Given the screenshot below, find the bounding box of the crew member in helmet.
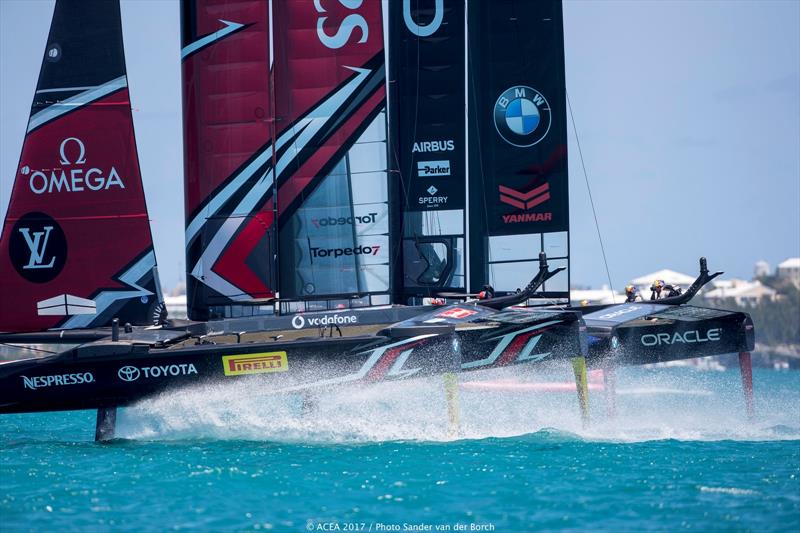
[624,284,640,303]
[650,279,665,300]
[477,285,495,300]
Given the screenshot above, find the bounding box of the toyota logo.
[118,366,140,382]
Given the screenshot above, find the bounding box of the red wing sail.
[273,0,392,303]
[181,0,392,317]
[181,0,276,321]
[0,0,163,333]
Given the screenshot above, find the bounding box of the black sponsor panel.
[34,0,126,115]
[8,212,67,284]
[391,0,465,212]
[468,0,568,236]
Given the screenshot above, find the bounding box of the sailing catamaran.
[0,0,755,440]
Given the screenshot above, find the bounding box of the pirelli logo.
[222,352,288,376]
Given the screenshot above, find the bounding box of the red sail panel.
[181,0,275,320]
[272,0,390,300]
[0,0,162,333]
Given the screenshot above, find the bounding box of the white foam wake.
[116,365,800,444]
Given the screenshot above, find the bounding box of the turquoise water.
[1,367,798,532]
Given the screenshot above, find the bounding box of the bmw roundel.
[493,86,551,147]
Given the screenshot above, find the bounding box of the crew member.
[624,284,640,303]
[650,279,664,300]
[477,285,495,300]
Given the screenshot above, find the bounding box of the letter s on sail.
[403,0,443,37]
[315,0,368,49]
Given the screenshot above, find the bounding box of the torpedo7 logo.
[310,245,380,259]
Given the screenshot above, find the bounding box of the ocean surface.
[1,366,798,532]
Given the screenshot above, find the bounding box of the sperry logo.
[222,352,288,376]
[23,137,125,195]
[18,226,55,270]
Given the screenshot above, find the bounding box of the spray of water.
[117,363,800,444]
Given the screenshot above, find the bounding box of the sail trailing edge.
[0,0,164,333]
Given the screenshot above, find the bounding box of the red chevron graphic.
[499,182,550,210]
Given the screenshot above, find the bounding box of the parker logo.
[222,352,288,376]
[311,212,377,229]
[417,160,450,177]
[493,86,551,147]
[310,245,380,259]
[8,212,67,283]
[640,329,722,346]
[23,137,125,195]
[436,308,478,320]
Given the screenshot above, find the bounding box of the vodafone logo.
[291,313,357,329]
[24,137,125,195]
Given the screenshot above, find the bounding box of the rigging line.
[0,343,58,355]
[566,90,615,303]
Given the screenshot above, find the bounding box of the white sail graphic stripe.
[60,250,157,329]
[27,75,128,133]
[461,320,561,369]
[190,67,373,299]
[181,19,244,59]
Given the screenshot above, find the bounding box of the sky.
[1,0,798,292]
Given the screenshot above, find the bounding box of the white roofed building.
[570,286,624,306]
[703,279,777,306]
[777,258,800,287]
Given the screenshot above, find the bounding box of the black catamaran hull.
[0,304,587,415]
[582,303,755,367]
[0,334,457,415]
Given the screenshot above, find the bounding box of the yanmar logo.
[222,352,288,376]
[310,245,380,259]
[640,329,722,346]
[23,137,125,195]
[499,183,553,224]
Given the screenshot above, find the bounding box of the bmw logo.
[118,366,140,382]
[493,85,551,147]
